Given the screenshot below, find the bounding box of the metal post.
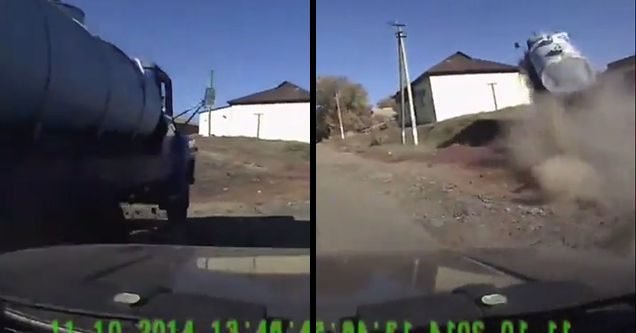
[207,106,212,137]
[391,22,419,145]
[254,113,263,139]
[335,92,346,140]
[487,82,499,110]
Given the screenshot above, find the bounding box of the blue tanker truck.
[0,0,195,246]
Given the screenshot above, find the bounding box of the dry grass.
[325,105,527,161]
[194,136,310,162]
[190,136,311,203]
[411,106,525,148]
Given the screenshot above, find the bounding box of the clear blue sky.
[68,0,310,118]
[317,0,636,104]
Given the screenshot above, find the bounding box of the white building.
[395,52,531,124]
[198,81,311,143]
[604,54,635,87]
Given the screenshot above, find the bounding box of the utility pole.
[204,70,216,137]
[334,92,345,140]
[398,43,406,145]
[487,82,499,111]
[390,22,419,146]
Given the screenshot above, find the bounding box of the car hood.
[0,245,633,325]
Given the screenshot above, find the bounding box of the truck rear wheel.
[72,201,129,244]
[166,188,189,225]
[167,202,188,224]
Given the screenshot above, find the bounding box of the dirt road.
[316,144,441,253]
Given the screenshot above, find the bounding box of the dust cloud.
[506,74,635,256]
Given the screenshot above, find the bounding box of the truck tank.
[0,0,193,247]
[49,0,85,24]
[524,31,596,95]
[0,0,163,138]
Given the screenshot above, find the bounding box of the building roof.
[227,81,311,105]
[413,51,519,83]
[606,54,635,71]
[393,52,520,99]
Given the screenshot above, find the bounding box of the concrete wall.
[429,72,531,122]
[198,102,310,143]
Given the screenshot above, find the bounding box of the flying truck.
[515,31,598,107]
[510,31,636,209]
[0,0,195,243]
